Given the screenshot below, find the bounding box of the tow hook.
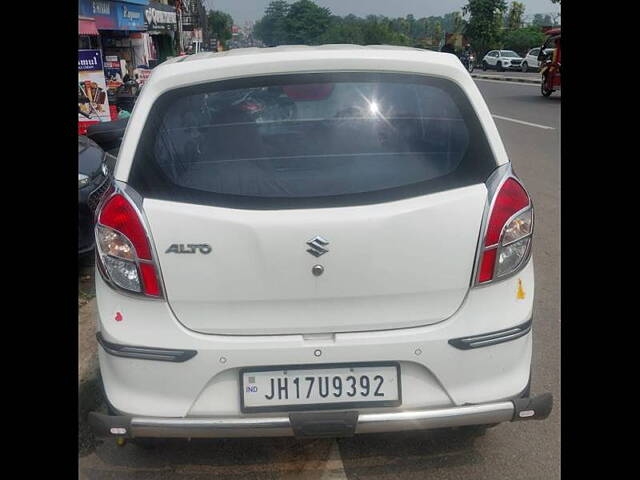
[511,393,553,421]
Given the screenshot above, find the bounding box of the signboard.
[78,49,103,71]
[145,1,177,31]
[104,58,123,84]
[115,2,146,30]
[134,68,153,86]
[78,49,111,133]
[78,0,146,31]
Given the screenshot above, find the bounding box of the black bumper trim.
[96,332,197,362]
[448,318,532,350]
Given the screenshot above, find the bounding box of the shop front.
[78,1,151,81]
[145,1,177,65]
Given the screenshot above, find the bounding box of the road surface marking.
[474,78,539,86]
[492,114,555,130]
[321,440,348,480]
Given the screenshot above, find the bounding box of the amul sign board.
[78,49,103,71]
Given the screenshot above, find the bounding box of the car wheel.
[482,61,488,71]
[521,62,528,73]
[497,61,504,72]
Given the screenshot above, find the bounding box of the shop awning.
[79,18,99,36]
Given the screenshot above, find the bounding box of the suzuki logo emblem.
[306,236,329,257]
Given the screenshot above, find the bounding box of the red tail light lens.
[99,194,152,260]
[477,177,532,285]
[484,179,529,247]
[478,248,497,283]
[96,193,162,298]
[139,263,161,297]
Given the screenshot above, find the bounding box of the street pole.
[176,0,184,54]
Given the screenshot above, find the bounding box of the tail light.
[476,177,533,285]
[95,192,162,297]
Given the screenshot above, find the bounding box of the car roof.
[155,44,464,78]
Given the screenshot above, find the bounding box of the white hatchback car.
[89,45,552,443]
[521,47,555,72]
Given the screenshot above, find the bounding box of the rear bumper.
[89,393,552,438]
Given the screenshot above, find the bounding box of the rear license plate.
[240,362,401,413]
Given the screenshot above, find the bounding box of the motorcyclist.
[440,42,455,55]
[460,44,474,71]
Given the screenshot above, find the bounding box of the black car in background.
[78,135,115,256]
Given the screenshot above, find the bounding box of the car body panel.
[144,184,486,335]
[79,136,109,254]
[523,48,554,70]
[97,258,533,417]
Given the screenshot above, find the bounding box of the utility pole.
[176,0,184,54]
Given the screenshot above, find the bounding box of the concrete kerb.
[471,73,541,85]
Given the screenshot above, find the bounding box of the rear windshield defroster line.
[128,72,497,210]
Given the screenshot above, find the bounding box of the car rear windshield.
[129,72,497,209]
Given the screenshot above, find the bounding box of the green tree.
[505,2,525,30]
[253,0,290,46]
[318,17,365,44]
[532,13,553,27]
[207,10,234,49]
[285,0,332,45]
[501,26,546,56]
[462,0,508,56]
[432,22,442,45]
[442,12,465,34]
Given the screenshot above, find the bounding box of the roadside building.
[144,1,177,65]
[78,0,151,79]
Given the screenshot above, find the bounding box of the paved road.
[79,79,560,480]
[474,70,541,79]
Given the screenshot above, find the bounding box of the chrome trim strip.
[96,332,197,362]
[131,416,293,438]
[124,401,515,438]
[448,318,532,350]
[470,163,512,286]
[356,401,515,433]
[459,327,522,343]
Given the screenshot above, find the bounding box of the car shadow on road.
[337,429,485,477]
[81,428,485,479]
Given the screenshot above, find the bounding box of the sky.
[203,0,561,26]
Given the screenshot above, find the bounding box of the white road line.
[321,439,348,480]
[492,114,555,130]
[474,78,540,86]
